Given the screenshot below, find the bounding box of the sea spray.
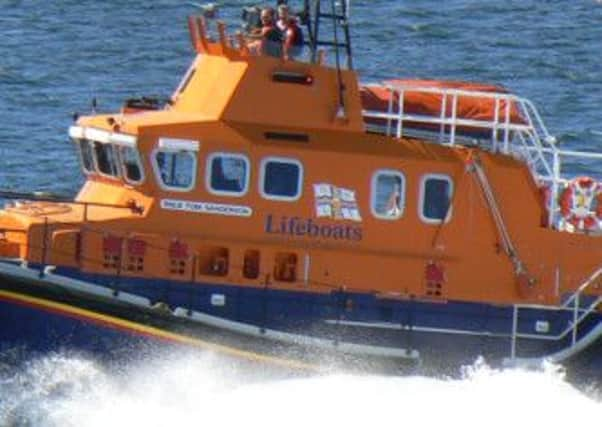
[0,352,599,427]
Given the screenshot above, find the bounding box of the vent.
[272,71,314,85]
[264,132,309,143]
[425,261,446,298]
[169,240,189,275]
[102,235,122,270]
[126,239,146,273]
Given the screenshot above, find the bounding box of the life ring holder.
[558,176,602,232]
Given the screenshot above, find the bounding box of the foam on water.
[0,352,599,427]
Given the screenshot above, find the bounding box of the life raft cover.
[361,79,528,138]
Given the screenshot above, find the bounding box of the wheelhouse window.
[93,142,120,177]
[207,153,250,196]
[119,146,144,184]
[420,174,453,223]
[174,66,196,98]
[78,139,96,173]
[372,170,405,219]
[260,157,303,201]
[153,150,197,191]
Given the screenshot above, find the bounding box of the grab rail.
[0,191,144,217]
[509,267,602,359]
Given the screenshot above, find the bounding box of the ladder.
[306,0,353,69]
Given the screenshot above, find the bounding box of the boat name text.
[265,215,363,241]
[160,199,252,217]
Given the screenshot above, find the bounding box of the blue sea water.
[1,0,602,194]
[1,1,601,424]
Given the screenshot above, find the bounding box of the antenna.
[330,0,345,119]
[188,2,219,19]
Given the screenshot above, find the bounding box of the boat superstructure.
[0,1,601,374]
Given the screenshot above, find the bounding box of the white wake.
[0,352,599,427]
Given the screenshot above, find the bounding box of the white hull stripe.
[172,307,420,360]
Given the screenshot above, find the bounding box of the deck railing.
[509,267,602,360]
[362,83,602,231]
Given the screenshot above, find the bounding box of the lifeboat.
[0,1,601,377]
[361,79,528,139]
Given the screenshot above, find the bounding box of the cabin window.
[174,64,197,98]
[153,150,197,191]
[78,140,96,174]
[260,157,303,201]
[93,142,120,178]
[371,170,406,219]
[119,146,144,184]
[420,174,453,223]
[207,153,250,197]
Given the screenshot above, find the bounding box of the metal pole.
[572,293,579,346]
[396,90,405,138]
[550,151,560,229]
[511,305,518,359]
[39,216,49,278]
[450,93,458,146]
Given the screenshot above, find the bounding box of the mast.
[306,0,353,70]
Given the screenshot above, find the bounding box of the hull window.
[260,157,303,201]
[371,170,406,219]
[243,249,261,280]
[207,153,250,197]
[274,252,297,282]
[119,146,145,185]
[198,246,229,277]
[153,150,197,191]
[419,174,454,224]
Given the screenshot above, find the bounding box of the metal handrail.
[510,267,602,359]
[0,190,144,215]
[361,83,602,232]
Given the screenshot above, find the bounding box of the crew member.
[276,4,290,32]
[282,15,304,60]
[254,7,282,58]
